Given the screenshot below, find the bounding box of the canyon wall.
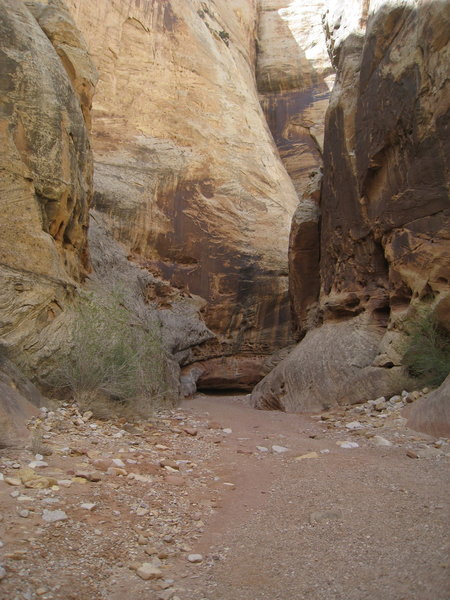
[252,0,450,411]
[63,0,300,381]
[0,0,96,373]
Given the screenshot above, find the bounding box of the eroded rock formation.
[0,355,40,447]
[256,0,333,197]
[253,0,450,412]
[0,0,97,373]
[63,0,300,374]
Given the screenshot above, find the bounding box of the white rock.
[320,449,330,454]
[222,428,232,434]
[112,458,126,468]
[18,509,30,518]
[0,566,6,580]
[272,445,289,453]
[373,435,393,447]
[34,454,44,461]
[187,554,203,563]
[42,509,68,523]
[345,421,364,430]
[256,446,269,452]
[80,503,96,511]
[28,461,48,469]
[336,441,359,449]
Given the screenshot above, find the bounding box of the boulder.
[405,376,450,438]
[251,315,410,412]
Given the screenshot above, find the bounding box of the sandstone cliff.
[0,0,97,373]
[252,0,450,411]
[63,0,300,377]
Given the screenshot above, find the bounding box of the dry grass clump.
[402,305,450,387]
[49,289,169,419]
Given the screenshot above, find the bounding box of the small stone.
[137,535,147,545]
[145,546,158,556]
[336,441,359,449]
[187,554,203,563]
[42,509,68,522]
[18,509,30,518]
[272,445,289,453]
[112,458,126,468]
[136,563,163,580]
[136,508,149,516]
[294,452,319,461]
[80,503,96,511]
[183,427,198,436]
[10,490,20,498]
[0,566,6,580]
[75,470,102,482]
[36,588,47,596]
[4,477,21,486]
[256,446,269,452]
[373,436,393,447]
[406,450,419,459]
[28,461,48,469]
[222,428,232,434]
[345,421,364,430]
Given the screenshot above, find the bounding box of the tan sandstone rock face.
[256,0,333,198]
[0,0,97,373]
[253,0,450,412]
[63,0,300,366]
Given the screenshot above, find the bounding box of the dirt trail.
[180,395,450,600]
[0,393,448,600]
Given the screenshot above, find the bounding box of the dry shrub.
[50,289,169,418]
[402,305,450,387]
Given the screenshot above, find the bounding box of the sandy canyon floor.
[0,393,448,600]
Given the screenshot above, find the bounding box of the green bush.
[52,289,168,416]
[402,306,450,387]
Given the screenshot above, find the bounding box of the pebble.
[0,566,6,580]
[136,563,163,580]
[272,445,289,453]
[42,509,68,523]
[256,446,269,452]
[222,428,232,434]
[336,441,359,449]
[406,450,419,459]
[80,503,96,511]
[187,554,203,563]
[28,461,49,469]
[294,452,319,461]
[18,509,30,518]
[183,427,198,436]
[345,421,364,430]
[373,435,393,447]
[4,477,21,486]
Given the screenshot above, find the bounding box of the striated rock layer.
[64,0,300,370]
[0,0,97,373]
[253,0,450,412]
[256,0,334,199]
